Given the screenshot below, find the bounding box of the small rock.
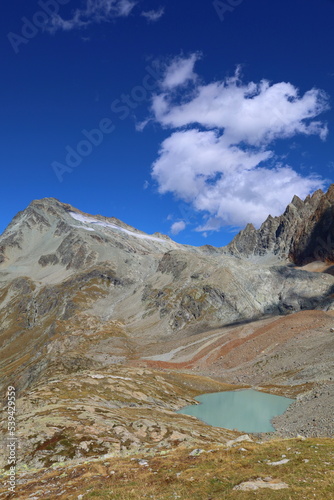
[138,459,149,466]
[269,458,290,466]
[233,478,289,491]
[226,434,253,448]
[79,441,90,451]
[189,448,204,456]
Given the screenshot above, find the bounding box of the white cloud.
[160,53,200,90]
[141,7,165,22]
[195,165,324,229]
[135,118,150,132]
[153,129,324,228]
[170,220,186,234]
[117,0,136,16]
[45,0,137,33]
[153,129,272,202]
[149,56,330,230]
[153,66,329,144]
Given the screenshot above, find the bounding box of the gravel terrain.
[273,383,334,438]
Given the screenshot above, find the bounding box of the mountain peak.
[291,194,304,209]
[227,185,334,264]
[0,198,178,282]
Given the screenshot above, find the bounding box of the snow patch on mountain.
[69,212,166,243]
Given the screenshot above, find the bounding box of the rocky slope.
[1,192,334,482]
[0,367,239,471]
[1,197,334,394]
[227,185,334,265]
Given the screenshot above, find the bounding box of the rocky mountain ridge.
[1,196,334,393]
[227,185,334,264]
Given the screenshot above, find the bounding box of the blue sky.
[1,0,333,247]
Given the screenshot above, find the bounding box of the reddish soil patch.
[137,310,334,374]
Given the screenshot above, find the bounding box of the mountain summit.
[0,197,177,281]
[227,185,334,264]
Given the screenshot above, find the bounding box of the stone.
[226,435,253,447]
[189,448,205,456]
[269,458,290,466]
[138,459,149,466]
[233,478,289,491]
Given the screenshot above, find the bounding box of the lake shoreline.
[177,388,294,434]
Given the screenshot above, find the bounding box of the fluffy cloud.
[153,129,272,202]
[170,220,186,234]
[150,55,329,230]
[45,0,136,33]
[141,7,165,22]
[160,53,200,90]
[153,65,329,144]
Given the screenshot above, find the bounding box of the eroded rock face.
[227,186,334,265]
[157,251,188,278]
[38,253,59,267]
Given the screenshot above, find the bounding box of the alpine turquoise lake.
[177,389,294,433]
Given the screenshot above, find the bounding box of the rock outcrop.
[226,185,334,265]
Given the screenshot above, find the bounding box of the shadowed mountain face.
[227,185,334,265]
[1,195,334,471]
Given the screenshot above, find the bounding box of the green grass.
[3,437,333,499]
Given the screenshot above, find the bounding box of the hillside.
[0,191,334,498]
